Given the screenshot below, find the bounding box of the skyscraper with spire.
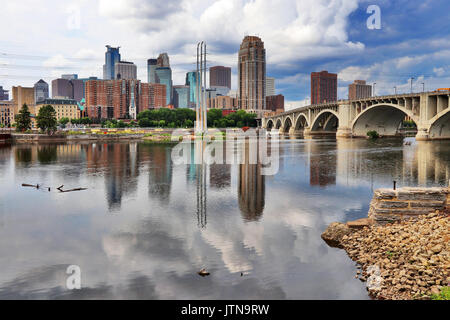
[238,36,266,114]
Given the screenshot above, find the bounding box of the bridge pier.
[415,128,430,141]
[336,127,352,138]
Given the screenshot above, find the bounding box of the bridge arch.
[266,119,274,130]
[294,113,309,131]
[311,110,340,132]
[275,119,282,130]
[428,108,450,139]
[281,116,294,133]
[351,103,418,137]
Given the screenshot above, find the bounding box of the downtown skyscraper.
[238,36,266,113]
[103,45,121,80]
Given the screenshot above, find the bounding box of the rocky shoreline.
[322,212,449,300]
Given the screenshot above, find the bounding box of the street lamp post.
[394,86,397,95]
[373,83,376,97]
[421,82,425,92]
[410,77,414,93]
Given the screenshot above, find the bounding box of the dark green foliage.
[36,105,57,135]
[136,108,257,128]
[367,130,380,139]
[15,103,32,132]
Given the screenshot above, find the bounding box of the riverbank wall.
[369,187,450,224]
[321,187,450,300]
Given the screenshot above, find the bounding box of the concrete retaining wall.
[368,187,450,223]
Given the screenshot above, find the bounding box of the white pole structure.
[202,42,207,133]
[200,41,204,133]
[196,43,200,133]
[195,41,208,135]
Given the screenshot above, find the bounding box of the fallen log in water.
[22,183,39,189]
[22,183,86,193]
[57,187,88,193]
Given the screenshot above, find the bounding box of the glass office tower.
[147,59,158,83]
[155,67,172,105]
[185,71,198,108]
[103,46,121,80]
[173,85,189,108]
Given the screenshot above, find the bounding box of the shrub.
[367,130,380,139]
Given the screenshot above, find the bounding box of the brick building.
[208,95,238,109]
[266,94,284,113]
[311,71,337,104]
[348,80,372,100]
[210,66,231,89]
[238,36,266,113]
[85,80,166,120]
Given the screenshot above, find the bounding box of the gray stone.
[379,201,409,209]
[321,222,354,248]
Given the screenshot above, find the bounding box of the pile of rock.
[322,212,449,299]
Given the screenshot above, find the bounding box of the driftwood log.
[57,185,87,193]
[21,183,86,193]
[22,183,39,188]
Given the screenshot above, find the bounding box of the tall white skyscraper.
[266,77,275,96]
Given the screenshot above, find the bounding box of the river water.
[0,137,449,299]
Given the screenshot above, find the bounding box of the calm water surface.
[0,137,449,299]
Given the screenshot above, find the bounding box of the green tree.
[36,105,57,134]
[207,109,223,127]
[59,117,70,128]
[15,103,32,132]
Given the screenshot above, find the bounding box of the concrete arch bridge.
[262,91,450,140]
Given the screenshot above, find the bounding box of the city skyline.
[0,1,449,111]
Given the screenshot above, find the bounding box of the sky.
[0,0,449,110]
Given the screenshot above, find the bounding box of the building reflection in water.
[84,142,140,210]
[333,139,450,188]
[309,140,336,187]
[147,144,173,204]
[238,139,265,222]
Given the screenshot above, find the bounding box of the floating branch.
[57,186,87,193]
[22,183,40,189]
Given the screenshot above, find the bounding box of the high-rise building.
[155,67,172,106]
[311,71,337,104]
[185,71,198,108]
[51,78,84,101]
[103,45,121,80]
[173,85,189,108]
[348,80,372,100]
[210,66,231,89]
[85,79,166,119]
[12,86,35,114]
[0,86,9,100]
[238,36,266,113]
[147,59,158,83]
[114,61,137,80]
[266,77,275,96]
[266,94,284,112]
[156,53,170,67]
[34,79,49,103]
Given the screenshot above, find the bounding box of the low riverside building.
[35,98,80,121]
[0,100,14,127]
